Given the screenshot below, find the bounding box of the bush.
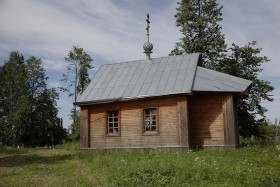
[240,122,279,147]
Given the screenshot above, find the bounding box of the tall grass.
[76,147,280,186]
[62,141,80,151]
[0,143,279,186]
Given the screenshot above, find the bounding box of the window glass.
[144,108,157,133]
[107,111,119,135]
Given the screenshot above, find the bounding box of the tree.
[170,0,226,66]
[34,88,67,146]
[68,109,81,141]
[215,42,274,138]
[0,51,66,146]
[23,56,49,145]
[171,1,274,139]
[0,52,28,145]
[60,46,93,140]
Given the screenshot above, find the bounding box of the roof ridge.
[100,53,196,66]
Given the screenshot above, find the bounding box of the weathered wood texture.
[222,94,237,146]
[177,96,190,148]
[89,97,180,149]
[189,94,225,146]
[82,93,238,149]
[80,107,89,148]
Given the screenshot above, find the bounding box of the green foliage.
[60,46,93,140]
[68,109,81,141]
[0,146,30,155]
[0,51,67,146]
[171,1,274,139]
[170,0,226,66]
[215,42,274,138]
[60,46,93,100]
[239,120,278,147]
[240,136,276,148]
[62,141,80,151]
[261,122,279,144]
[0,52,27,145]
[1,147,280,186]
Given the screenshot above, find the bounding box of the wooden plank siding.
[88,97,180,149]
[81,93,238,149]
[80,107,89,148]
[177,96,190,149]
[222,94,238,146]
[189,94,225,146]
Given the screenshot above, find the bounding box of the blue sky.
[0,0,279,128]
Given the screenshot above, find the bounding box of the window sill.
[142,131,159,136]
[106,133,121,137]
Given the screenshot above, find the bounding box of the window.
[144,108,158,134]
[107,111,119,135]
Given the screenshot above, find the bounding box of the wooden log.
[189,94,224,146]
[80,106,89,148]
[222,94,237,146]
[88,97,180,149]
[177,96,190,147]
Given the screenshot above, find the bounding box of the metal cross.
[146,13,150,42]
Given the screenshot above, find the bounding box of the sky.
[0,0,279,128]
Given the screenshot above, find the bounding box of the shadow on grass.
[0,154,74,167]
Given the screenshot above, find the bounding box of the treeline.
[0,52,67,147]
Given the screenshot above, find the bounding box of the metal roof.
[76,53,251,105]
[193,67,252,93]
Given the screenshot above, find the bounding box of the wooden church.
[75,15,252,150]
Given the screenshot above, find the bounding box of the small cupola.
[143,13,153,61]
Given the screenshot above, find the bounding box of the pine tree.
[170,0,226,67]
[0,51,66,146]
[0,52,28,145]
[171,1,274,138]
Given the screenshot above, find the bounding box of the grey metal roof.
[76,53,252,105]
[77,53,200,104]
[192,67,252,93]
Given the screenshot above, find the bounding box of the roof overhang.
[75,93,192,106]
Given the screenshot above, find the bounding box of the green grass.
[1,143,280,187]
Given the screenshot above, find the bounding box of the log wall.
[80,107,89,148]
[80,93,238,149]
[189,94,225,146]
[88,97,180,149]
[177,96,190,149]
[222,94,238,146]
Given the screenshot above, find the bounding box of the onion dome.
[143,42,153,53]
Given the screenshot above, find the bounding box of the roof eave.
[75,93,192,106]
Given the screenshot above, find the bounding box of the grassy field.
[0,142,280,187]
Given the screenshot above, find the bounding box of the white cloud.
[0,0,180,65]
[218,0,280,122]
[220,0,280,78]
[42,59,66,72]
[1,0,280,126]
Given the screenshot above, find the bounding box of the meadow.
[0,142,280,187]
